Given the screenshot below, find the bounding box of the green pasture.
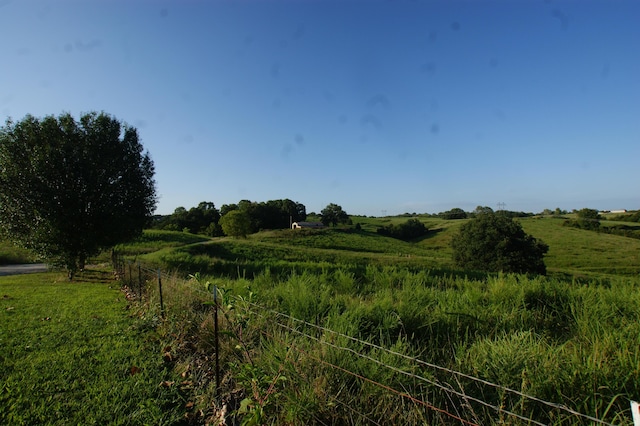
[0,270,185,425]
[121,214,640,281]
[519,217,640,277]
[2,210,639,424]
[141,260,640,424]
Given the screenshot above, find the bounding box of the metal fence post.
[137,262,142,299]
[158,269,164,318]
[214,285,220,397]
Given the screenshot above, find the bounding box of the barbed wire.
[273,328,481,426]
[249,302,617,426]
[256,309,538,426]
[112,259,621,426]
[260,328,382,426]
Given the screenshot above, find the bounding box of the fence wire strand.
[249,301,617,426]
[113,257,621,426]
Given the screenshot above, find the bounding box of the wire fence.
[112,254,634,426]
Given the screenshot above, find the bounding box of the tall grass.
[138,265,639,425]
[110,225,640,423]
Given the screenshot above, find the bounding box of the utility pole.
[497,202,506,211]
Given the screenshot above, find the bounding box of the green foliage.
[451,212,549,275]
[376,218,428,241]
[440,207,467,219]
[610,210,640,223]
[219,199,306,233]
[220,210,252,238]
[564,208,601,231]
[320,203,349,227]
[108,223,640,424]
[0,112,156,278]
[0,239,38,265]
[143,267,640,425]
[153,201,222,235]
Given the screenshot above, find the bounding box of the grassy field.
[519,217,640,277]
[2,212,639,424]
[106,216,639,425]
[127,215,640,281]
[0,270,186,425]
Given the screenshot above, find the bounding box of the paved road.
[0,263,49,276]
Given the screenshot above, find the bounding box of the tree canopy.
[153,201,222,236]
[440,208,468,220]
[220,199,306,233]
[320,203,349,227]
[377,218,428,241]
[0,112,156,278]
[219,210,251,238]
[451,212,549,275]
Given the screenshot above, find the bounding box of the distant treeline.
[436,206,534,220]
[152,199,306,236]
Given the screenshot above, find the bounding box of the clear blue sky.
[2,0,638,216]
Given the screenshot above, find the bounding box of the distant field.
[121,215,640,281]
[116,224,639,425]
[519,217,640,277]
[3,213,639,425]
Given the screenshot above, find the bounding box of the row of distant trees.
[151,201,356,237]
[438,206,544,220]
[391,206,577,220]
[152,199,308,236]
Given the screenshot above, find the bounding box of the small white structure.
[291,221,325,229]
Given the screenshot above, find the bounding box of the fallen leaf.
[130,366,141,375]
[159,380,175,388]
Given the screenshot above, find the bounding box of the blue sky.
[2,0,638,216]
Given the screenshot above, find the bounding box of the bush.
[376,218,428,241]
[451,212,549,275]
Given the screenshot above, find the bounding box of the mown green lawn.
[0,270,185,425]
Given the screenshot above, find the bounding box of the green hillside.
[4,213,638,425]
[124,214,640,281]
[110,217,639,425]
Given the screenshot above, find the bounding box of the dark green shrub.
[451,212,549,275]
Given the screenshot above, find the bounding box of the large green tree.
[219,210,251,238]
[154,201,221,235]
[0,112,156,278]
[320,203,349,227]
[451,212,549,275]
